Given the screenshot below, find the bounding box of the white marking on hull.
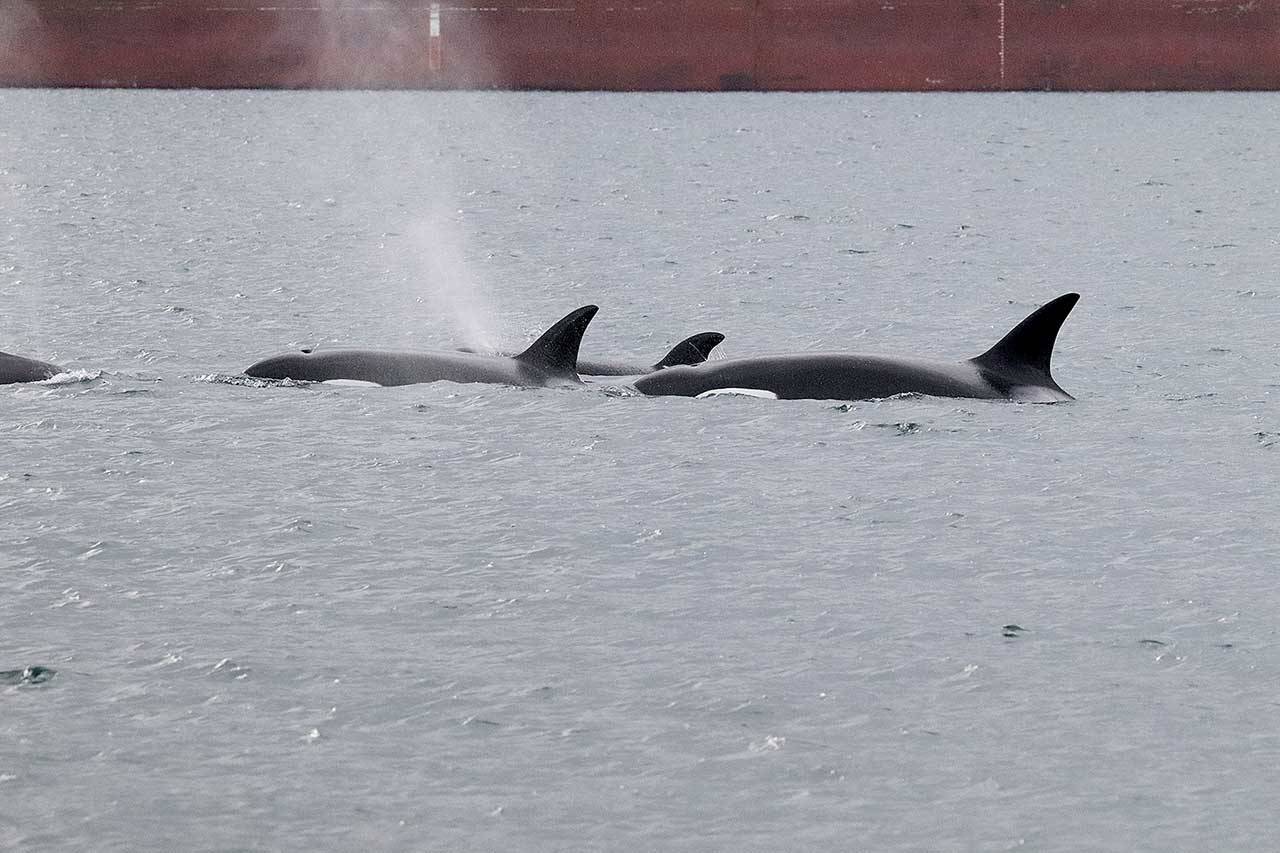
[429,2,442,71]
[999,0,1006,86]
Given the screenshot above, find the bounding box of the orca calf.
[1,349,63,384]
[460,331,724,376]
[244,305,598,388]
[634,293,1080,403]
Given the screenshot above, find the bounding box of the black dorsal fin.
[654,331,725,369]
[514,305,599,376]
[970,293,1079,377]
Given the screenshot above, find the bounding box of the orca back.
[0,350,62,384]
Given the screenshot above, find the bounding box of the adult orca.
[459,331,724,376]
[633,293,1080,403]
[244,305,599,388]
[1,349,63,384]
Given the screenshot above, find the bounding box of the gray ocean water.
[2,89,1278,851]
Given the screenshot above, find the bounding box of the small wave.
[0,666,56,686]
[598,384,642,399]
[194,373,310,388]
[208,659,251,681]
[630,528,662,546]
[40,369,100,385]
[828,393,925,412]
[848,420,925,436]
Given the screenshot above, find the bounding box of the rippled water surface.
[2,90,1279,851]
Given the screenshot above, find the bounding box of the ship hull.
[2,2,1278,91]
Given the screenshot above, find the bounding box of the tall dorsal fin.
[970,293,1079,377]
[654,331,725,369]
[514,305,599,376]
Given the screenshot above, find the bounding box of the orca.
[1,349,63,385]
[578,331,725,376]
[460,331,724,376]
[244,305,598,388]
[633,293,1080,403]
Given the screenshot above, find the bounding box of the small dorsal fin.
[513,305,599,376]
[654,331,725,369]
[970,293,1079,376]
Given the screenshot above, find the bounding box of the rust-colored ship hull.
[2,2,1278,91]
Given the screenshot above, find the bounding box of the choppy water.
[2,89,1279,852]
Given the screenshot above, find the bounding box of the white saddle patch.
[321,379,383,388]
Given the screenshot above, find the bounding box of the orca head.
[244,351,312,380]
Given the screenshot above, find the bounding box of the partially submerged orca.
[1,349,63,384]
[578,331,725,376]
[460,331,724,376]
[634,293,1080,403]
[244,305,599,388]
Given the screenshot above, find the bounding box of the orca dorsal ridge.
[654,332,725,369]
[970,292,1079,377]
[513,305,599,377]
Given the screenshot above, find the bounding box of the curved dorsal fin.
[654,331,725,369]
[514,305,599,376]
[970,293,1079,376]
